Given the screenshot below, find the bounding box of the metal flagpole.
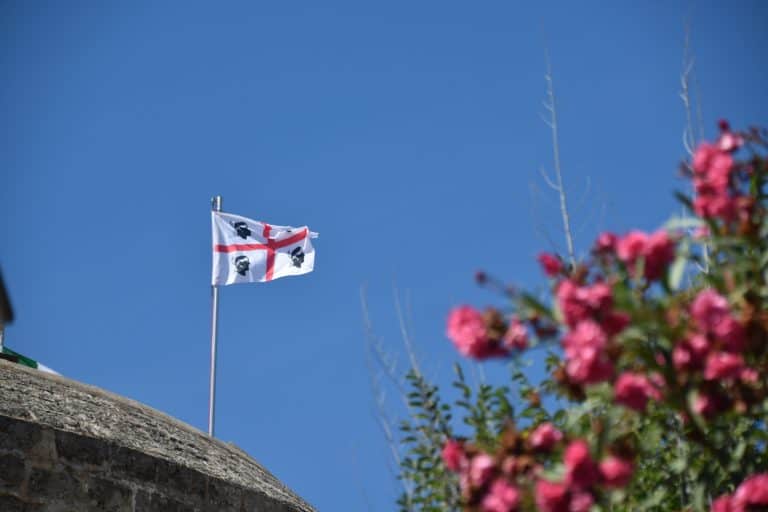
[208,195,223,437]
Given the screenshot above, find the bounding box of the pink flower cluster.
[446,306,528,360]
[538,252,564,277]
[711,473,768,511]
[673,288,754,417]
[615,229,676,281]
[613,371,663,412]
[529,422,563,451]
[556,279,628,385]
[535,439,633,512]
[443,430,635,511]
[442,439,522,512]
[692,123,746,222]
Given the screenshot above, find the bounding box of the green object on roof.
[2,347,58,374]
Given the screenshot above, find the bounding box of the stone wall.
[0,361,316,512]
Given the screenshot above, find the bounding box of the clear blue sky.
[1,2,765,510]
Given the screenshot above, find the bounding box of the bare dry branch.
[539,166,559,191]
[393,284,421,376]
[680,18,710,273]
[360,285,415,506]
[528,181,562,253]
[543,48,576,266]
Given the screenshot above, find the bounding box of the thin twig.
[529,181,563,254]
[680,28,696,158]
[360,285,415,505]
[543,49,576,266]
[680,19,710,273]
[394,284,421,376]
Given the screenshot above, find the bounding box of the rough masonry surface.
[0,360,316,512]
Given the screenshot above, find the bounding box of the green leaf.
[674,191,694,212]
[667,238,689,291]
[664,215,703,231]
[518,292,553,320]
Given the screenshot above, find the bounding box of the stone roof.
[0,360,315,512]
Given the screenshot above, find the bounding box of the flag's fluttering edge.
[211,212,318,286]
[1,346,59,375]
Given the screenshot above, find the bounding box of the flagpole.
[208,195,222,437]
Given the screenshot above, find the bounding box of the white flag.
[211,211,317,286]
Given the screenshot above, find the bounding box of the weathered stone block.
[0,416,43,453]
[82,477,131,512]
[55,430,107,468]
[0,452,26,488]
[240,489,299,512]
[110,446,157,483]
[155,459,207,503]
[27,467,83,503]
[135,490,197,512]
[201,477,243,511]
[0,493,44,512]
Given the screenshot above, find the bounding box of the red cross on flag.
[211,211,317,285]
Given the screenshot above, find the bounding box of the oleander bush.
[396,122,768,512]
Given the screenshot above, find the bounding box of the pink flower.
[710,495,733,512]
[569,491,594,512]
[441,439,465,472]
[691,141,739,222]
[694,192,737,221]
[603,311,630,337]
[529,423,563,451]
[566,355,614,385]
[693,142,734,180]
[691,289,731,333]
[643,230,676,281]
[594,232,618,253]
[599,456,634,488]
[614,372,663,411]
[672,344,693,371]
[616,230,648,262]
[718,131,744,152]
[693,391,727,418]
[557,280,591,327]
[447,306,506,360]
[503,318,528,350]
[616,230,675,281]
[469,454,496,487]
[563,320,614,384]
[740,367,759,383]
[693,143,719,175]
[714,317,746,352]
[732,473,768,510]
[538,252,563,277]
[556,280,614,327]
[582,282,613,311]
[481,479,520,512]
[534,480,569,512]
[556,279,613,327]
[708,152,735,185]
[704,352,745,380]
[564,440,599,488]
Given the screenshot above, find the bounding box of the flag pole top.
[212,196,222,212]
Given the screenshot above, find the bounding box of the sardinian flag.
[211,211,317,286]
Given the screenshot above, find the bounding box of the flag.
[211,211,318,285]
[2,346,59,374]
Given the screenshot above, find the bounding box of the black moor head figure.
[290,246,305,268]
[232,221,252,240]
[234,255,250,276]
